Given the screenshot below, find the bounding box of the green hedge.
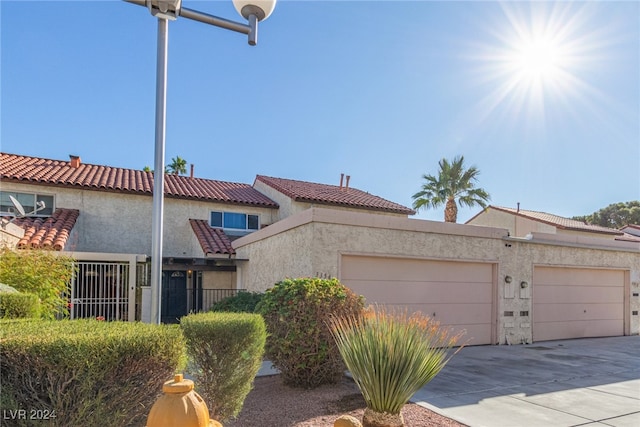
[0,319,186,427]
[0,293,40,319]
[209,291,264,313]
[181,311,266,422]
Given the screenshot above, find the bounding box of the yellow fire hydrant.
[147,373,222,427]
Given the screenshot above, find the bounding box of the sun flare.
[466,1,608,125]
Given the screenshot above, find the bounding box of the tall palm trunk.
[444,197,458,223]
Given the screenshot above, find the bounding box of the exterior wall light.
[504,275,513,283]
[520,281,529,289]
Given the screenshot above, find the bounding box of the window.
[210,211,259,231]
[0,191,54,216]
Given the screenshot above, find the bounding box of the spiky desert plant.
[329,306,463,427]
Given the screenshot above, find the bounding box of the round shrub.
[181,311,267,422]
[210,291,264,313]
[256,277,364,388]
[0,292,41,319]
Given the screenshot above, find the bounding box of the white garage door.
[340,255,495,345]
[533,267,625,342]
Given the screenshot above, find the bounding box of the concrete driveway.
[412,336,640,427]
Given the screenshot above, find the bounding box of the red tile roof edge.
[1,152,278,208]
[255,175,415,215]
[189,219,235,256]
[13,208,80,251]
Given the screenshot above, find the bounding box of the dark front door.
[161,271,187,324]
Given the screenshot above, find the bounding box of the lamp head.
[147,0,182,20]
[232,0,277,21]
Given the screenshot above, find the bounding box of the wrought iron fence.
[70,261,130,321]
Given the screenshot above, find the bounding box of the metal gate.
[70,261,132,321]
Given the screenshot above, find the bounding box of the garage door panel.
[377,304,491,346]
[533,320,623,342]
[534,303,623,322]
[533,267,625,342]
[347,280,493,304]
[380,303,493,324]
[535,268,625,287]
[341,257,493,283]
[341,255,495,345]
[535,285,624,304]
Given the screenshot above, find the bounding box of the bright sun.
[467,1,601,122]
[513,36,562,80]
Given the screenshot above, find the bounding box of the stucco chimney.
[345,175,351,190]
[69,155,81,168]
[190,164,194,179]
[340,173,344,189]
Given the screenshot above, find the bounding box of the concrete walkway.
[412,336,640,427]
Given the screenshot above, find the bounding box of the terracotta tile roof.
[616,233,640,243]
[189,219,235,256]
[13,208,80,250]
[255,175,415,215]
[479,206,623,236]
[0,153,278,208]
[621,224,640,236]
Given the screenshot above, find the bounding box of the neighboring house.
[621,224,640,239]
[2,152,639,344]
[465,205,627,240]
[0,152,411,322]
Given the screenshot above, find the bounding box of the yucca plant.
[328,306,463,427]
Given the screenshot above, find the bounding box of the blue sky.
[2,0,638,223]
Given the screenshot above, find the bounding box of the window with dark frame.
[0,191,54,216]
[209,211,259,231]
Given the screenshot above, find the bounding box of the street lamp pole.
[124,0,277,324]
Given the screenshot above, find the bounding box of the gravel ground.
[224,375,467,427]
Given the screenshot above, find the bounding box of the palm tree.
[412,155,491,223]
[166,156,187,175]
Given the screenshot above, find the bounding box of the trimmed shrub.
[0,248,75,319]
[329,306,462,427]
[256,277,364,388]
[209,291,264,313]
[181,311,266,422]
[0,292,40,319]
[0,319,186,427]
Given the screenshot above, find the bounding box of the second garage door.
[533,266,625,342]
[340,255,496,345]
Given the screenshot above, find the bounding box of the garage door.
[533,267,624,342]
[340,255,495,345]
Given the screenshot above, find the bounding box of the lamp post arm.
[123,0,257,45]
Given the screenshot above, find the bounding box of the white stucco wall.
[1,182,277,257]
[202,270,236,289]
[234,208,640,343]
